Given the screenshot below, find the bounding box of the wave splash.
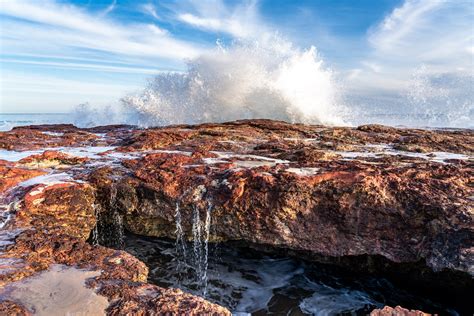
[121,38,346,127]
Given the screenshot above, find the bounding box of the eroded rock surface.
[88,120,473,276]
[0,154,230,314]
[0,119,472,314]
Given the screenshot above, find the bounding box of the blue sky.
[0,0,472,113]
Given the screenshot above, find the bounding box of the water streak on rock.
[174,201,187,258]
[192,204,203,282]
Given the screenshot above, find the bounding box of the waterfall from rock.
[172,189,213,296]
[174,201,187,259]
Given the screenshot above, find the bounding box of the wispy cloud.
[101,0,117,16]
[0,0,208,112]
[0,0,205,64]
[141,3,160,20]
[0,58,171,75]
[344,0,473,116]
[367,0,473,70]
[175,0,265,38]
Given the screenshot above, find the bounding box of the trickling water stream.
[91,182,125,249]
[124,234,464,315]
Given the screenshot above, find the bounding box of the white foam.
[201,152,289,169]
[152,149,192,156]
[18,172,74,188]
[286,167,320,176]
[333,144,472,164]
[0,146,116,162]
[299,286,381,315]
[59,146,116,158]
[122,38,346,127]
[0,149,44,162]
[41,131,64,137]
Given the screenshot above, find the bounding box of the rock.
[0,119,472,314]
[87,121,472,278]
[370,305,430,316]
[0,166,230,314]
[18,150,89,168]
[0,163,45,192]
[0,300,31,316]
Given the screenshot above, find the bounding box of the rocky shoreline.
[0,119,472,315]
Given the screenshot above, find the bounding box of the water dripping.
[202,202,212,296]
[90,182,124,249]
[192,204,203,283]
[174,201,187,257]
[90,203,99,246]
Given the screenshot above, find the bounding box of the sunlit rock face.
[0,126,232,315]
[85,120,473,277]
[370,305,430,316]
[0,119,472,314]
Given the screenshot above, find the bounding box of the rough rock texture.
[0,162,230,314]
[370,306,430,316]
[87,120,473,277]
[0,119,472,314]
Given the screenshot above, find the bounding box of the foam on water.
[299,287,379,316]
[286,167,320,176]
[17,172,74,188]
[333,144,472,164]
[125,236,458,315]
[203,151,290,168]
[0,146,116,162]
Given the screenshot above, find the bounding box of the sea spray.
[122,37,346,127]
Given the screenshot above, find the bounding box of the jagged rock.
[0,163,45,192]
[0,174,230,314]
[18,150,89,168]
[0,119,472,314]
[370,305,430,316]
[83,120,473,278]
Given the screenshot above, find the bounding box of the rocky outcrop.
[0,159,230,314]
[0,119,472,314]
[370,306,430,316]
[83,120,473,278]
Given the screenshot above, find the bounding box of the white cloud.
[0,0,205,62]
[101,0,117,16]
[175,0,265,38]
[347,0,473,91]
[0,0,208,112]
[344,0,473,123]
[361,61,382,73]
[141,3,160,20]
[0,58,171,75]
[368,0,473,70]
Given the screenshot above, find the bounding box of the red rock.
[18,150,89,167]
[0,167,230,315]
[0,164,45,192]
[0,119,472,315]
[370,305,430,316]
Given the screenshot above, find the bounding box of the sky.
[0,0,472,114]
